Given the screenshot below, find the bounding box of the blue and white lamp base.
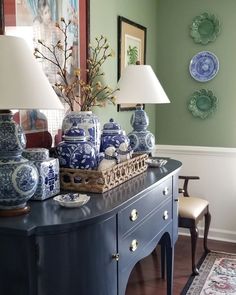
[0,158,38,210]
[0,111,39,216]
[128,105,155,154]
[128,130,155,153]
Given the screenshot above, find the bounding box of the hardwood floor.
[126,235,236,295]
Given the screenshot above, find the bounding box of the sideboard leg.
[166,242,174,295]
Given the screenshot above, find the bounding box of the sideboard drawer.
[118,200,172,270]
[118,177,172,236]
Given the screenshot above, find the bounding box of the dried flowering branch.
[34,18,117,111]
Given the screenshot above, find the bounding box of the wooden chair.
[178,176,211,275]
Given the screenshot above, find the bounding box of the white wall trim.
[153,144,236,243]
[179,228,236,244]
[155,144,236,157]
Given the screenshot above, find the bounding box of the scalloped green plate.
[188,89,218,119]
[190,13,220,45]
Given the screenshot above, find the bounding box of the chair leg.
[190,226,199,276]
[203,210,211,254]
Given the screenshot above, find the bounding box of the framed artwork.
[117,16,146,111]
[0,0,89,142]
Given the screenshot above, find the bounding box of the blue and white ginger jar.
[57,124,97,170]
[100,118,130,152]
[62,111,101,154]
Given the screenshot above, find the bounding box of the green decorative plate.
[188,89,218,119]
[190,13,220,45]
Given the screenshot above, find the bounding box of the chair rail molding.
[155,144,236,157]
[153,144,236,243]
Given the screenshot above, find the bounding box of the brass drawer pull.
[130,239,138,252]
[163,187,169,196]
[112,253,120,261]
[130,209,139,221]
[163,210,169,220]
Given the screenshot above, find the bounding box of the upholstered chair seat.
[179,196,209,220]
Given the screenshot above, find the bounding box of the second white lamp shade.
[115,65,170,104]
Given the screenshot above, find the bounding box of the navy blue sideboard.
[0,159,181,295]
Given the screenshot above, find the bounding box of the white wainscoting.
[153,145,236,243]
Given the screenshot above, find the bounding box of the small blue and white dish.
[189,51,219,82]
[53,193,90,208]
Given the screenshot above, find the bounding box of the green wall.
[90,0,159,136]
[90,0,236,148]
[156,0,236,147]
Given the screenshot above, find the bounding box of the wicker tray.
[60,153,148,193]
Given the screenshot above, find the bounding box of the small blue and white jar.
[57,124,97,170]
[22,148,60,201]
[100,118,130,152]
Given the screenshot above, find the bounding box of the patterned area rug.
[181,251,236,295]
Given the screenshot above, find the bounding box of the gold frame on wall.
[117,16,146,111]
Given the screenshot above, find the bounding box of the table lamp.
[0,35,63,216]
[116,65,170,154]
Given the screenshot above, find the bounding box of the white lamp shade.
[115,65,170,104]
[0,35,63,110]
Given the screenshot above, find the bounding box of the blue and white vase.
[100,118,130,152]
[0,112,38,210]
[57,124,97,170]
[62,111,101,154]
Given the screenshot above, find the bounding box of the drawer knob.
[163,187,169,196]
[112,253,120,261]
[130,209,139,221]
[130,239,138,252]
[163,210,169,220]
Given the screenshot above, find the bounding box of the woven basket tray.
[60,153,148,193]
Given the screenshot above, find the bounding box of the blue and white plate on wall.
[189,51,219,82]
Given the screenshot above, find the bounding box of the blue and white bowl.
[54,193,90,208]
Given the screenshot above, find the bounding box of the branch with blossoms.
[34,18,118,111]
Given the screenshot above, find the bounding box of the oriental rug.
[181,251,236,295]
